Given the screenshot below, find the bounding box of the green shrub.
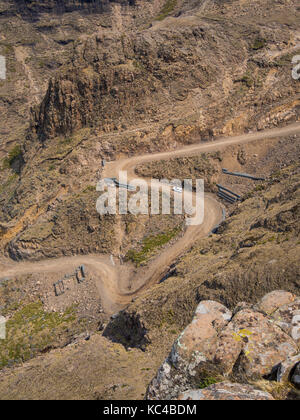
[3,145,22,169]
[240,74,254,88]
[155,0,177,21]
[198,377,219,389]
[83,185,95,193]
[252,38,267,50]
[254,184,265,192]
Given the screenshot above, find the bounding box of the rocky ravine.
[146,290,300,400]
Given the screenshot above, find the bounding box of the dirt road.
[1,122,300,313]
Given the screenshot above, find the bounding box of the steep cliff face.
[0,0,164,154]
[30,0,300,146]
[3,0,136,16]
[30,24,225,141]
[0,0,166,255]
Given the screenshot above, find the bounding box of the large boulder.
[257,291,297,314]
[178,382,275,401]
[271,299,300,346]
[146,291,300,400]
[269,354,300,383]
[291,363,300,389]
[146,300,232,400]
[170,301,232,371]
[214,308,298,380]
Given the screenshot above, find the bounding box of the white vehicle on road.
[173,186,183,193]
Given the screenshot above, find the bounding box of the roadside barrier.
[222,168,265,181]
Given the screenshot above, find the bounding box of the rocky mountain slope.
[0,0,299,260]
[103,161,300,345]
[0,0,299,401]
[0,161,299,399]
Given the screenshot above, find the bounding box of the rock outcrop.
[7,0,133,16]
[30,0,300,143]
[291,363,300,389]
[146,291,300,400]
[178,382,275,401]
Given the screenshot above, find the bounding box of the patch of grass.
[2,145,22,169]
[0,43,13,55]
[83,185,95,193]
[239,74,254,88]
[155,0,177,21]
[274,51,300,68]
[60,136,73,145]
[254,184,265,192]
[126,227,181,266]
[253,379,298,401]
[158,308,177,329]
[271,170,282,179]
[20,222,54,241]
[0,301,77,369]
[252,38,267,51]
[198,377,220,389]
[0,174,18,195]
[258,235,277,245]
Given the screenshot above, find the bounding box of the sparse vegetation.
[0,302,77,369]
[60,137,73,145]
[3,145,22,169]
[198,377,220,389]
[0,174,18,195]
[252,38,267,50]
[155,0,177,21]
[239,74,254,88]
[0,0,299,401]
[126,227,181,266]
[133,59,146,73]
[83,185,95,193]
[254,184,265,192]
